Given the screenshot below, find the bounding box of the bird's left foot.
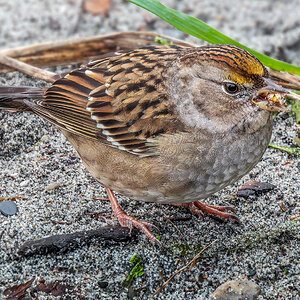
[173,201,241,223]
[105,187,161,246]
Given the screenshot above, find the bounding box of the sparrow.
[0,44,287,244]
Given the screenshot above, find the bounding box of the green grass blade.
[290,98,300,123]
[129,0,300,75]
[269,142,300,156]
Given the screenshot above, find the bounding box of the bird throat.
[171,89,271,136]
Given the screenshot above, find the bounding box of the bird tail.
[0,86,44,112]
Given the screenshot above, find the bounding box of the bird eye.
[222,82,240,95]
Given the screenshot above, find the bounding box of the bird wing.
[41,46,184,156]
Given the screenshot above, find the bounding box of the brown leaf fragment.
[236,181,276,199]
[84,0,110,15]
[3,278,34,300]
[33,280,73,297]
[0,196,22,201]
[280,202,288,212]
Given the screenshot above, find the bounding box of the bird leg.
[173,201,241,223]
[105,187,161,245]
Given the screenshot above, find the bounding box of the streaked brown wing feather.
[40,69,100,139]
[41,46,184,156]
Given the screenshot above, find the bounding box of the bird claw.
[105,187,161,246]
[118,214,161,246]
[194,201,241,223]
[206,204,237,213]
[173,201,241,224]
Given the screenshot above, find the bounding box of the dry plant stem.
[290,214,300,220]
[0,32,193,73]
[287,91,300,102]
[0,55,57,83]
[269,68,300,91]
[162,210,187,243]
[153,240,218,296]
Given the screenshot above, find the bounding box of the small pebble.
[20,180,30,187]
[0,200,18,216]
[9,172,19,179]
[212,280,261,300]
[45,182,62,192]
[248,269,257,276]
[98,281,108,288]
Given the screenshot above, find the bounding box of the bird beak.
[252,78,289,112]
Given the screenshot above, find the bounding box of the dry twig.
[290,214,300,220]
[18,226,135,257]
[153,239,218,296]
[0,55,57,83]
[269,68,300,90]
[162,210,187,242]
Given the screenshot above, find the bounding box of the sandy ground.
[0,0,299,299]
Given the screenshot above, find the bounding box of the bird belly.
[62,119,272,205]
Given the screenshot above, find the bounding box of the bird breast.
[62,112,272,205]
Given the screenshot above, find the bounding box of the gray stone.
[0,200,18,216]
[212,280,261,300]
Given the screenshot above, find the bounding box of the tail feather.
[0,86,44,112]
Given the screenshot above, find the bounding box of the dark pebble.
[98,281,108,289]
[280,112,290,120]
[248,269,257,276]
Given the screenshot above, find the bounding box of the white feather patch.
[102,130,110,135]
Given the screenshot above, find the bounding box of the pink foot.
[173,201,241,223]
[105,187,161,246]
